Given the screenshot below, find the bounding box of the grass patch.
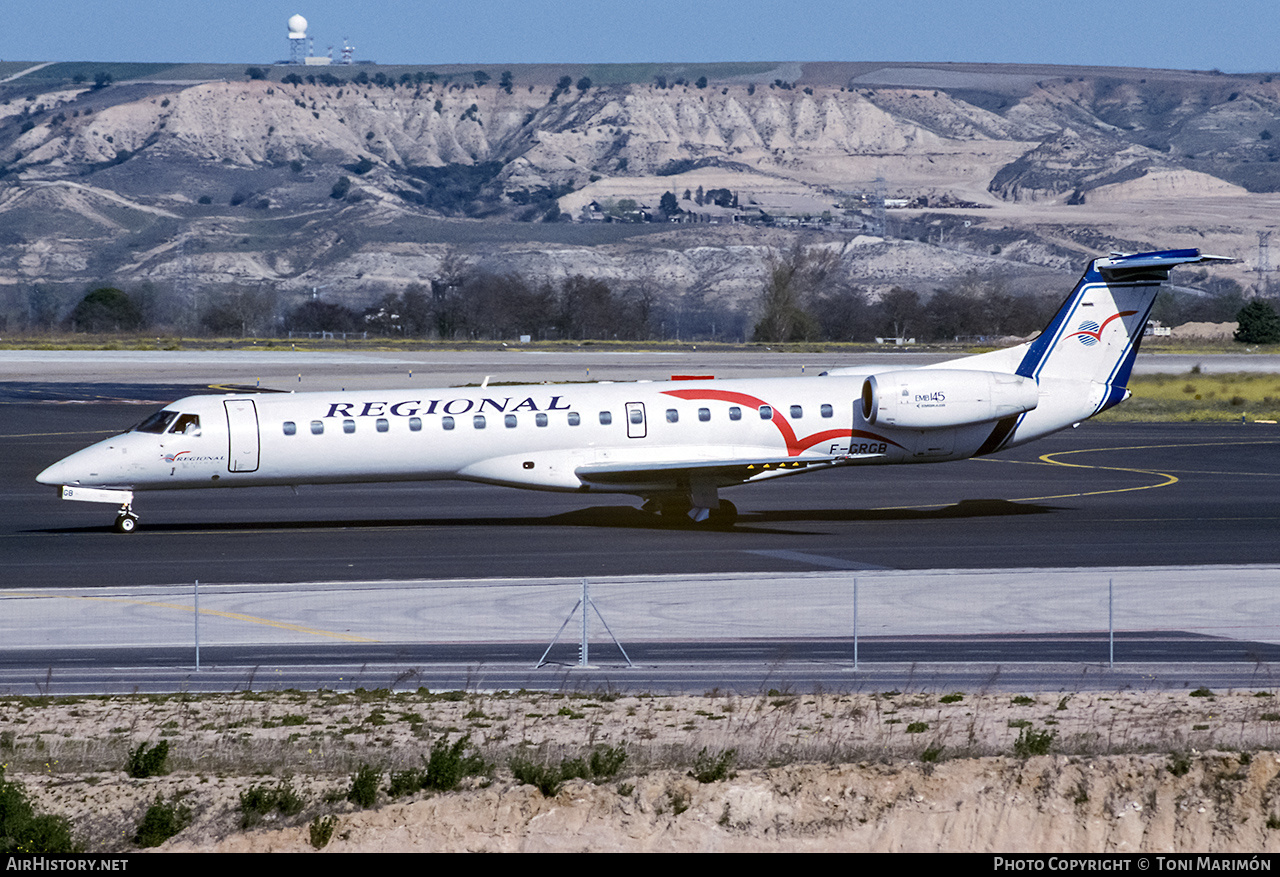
[346,764,381,808]
[384,734,488,798]
[689,748,736,783]
[1096,372,1280,422]
[1013,727,1056,758]
[0,768,76,853]
[509,744,628,797]
[125,741,169,778]
[238,779,305,829]
[309,814,338,849]
[509,757,565,797]
[1168,751,1194,777]
[132,795,190,848]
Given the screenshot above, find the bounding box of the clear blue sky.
[9,1,1277,73]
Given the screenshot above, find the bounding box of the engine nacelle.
[861,369,1039,429]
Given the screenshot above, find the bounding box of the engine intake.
[861,369,1039,429]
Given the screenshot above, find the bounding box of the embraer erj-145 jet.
[39,249,1228,532]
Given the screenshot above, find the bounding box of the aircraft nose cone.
[36,457,76,486]
[36,442,111,486]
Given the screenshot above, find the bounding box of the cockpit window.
[171,413,201,435]
[135,410,178,434]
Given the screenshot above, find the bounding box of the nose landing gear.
[51,486,139,534]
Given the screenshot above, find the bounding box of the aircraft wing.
[575,451,882,487]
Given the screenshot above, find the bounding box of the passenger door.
[224,399,260,472]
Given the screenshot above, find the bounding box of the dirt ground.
[6,687,1280,852]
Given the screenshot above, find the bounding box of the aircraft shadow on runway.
[728,498,1061,526]
[39,497,1060,536]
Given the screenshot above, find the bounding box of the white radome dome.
[288,14,308,38]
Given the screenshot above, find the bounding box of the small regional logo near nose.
[162,452,224,463]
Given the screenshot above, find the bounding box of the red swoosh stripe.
[661,388,903,455]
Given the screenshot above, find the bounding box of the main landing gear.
[114,504,139,534]
[642,495,738,527]
[696,499,737,526]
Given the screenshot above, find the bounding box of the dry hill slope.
[0,61,1274,329]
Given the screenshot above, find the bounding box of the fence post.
[853,576,859,670]
[1108,578,1114,669]
[580,578,589,667]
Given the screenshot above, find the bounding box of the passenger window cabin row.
[282,403,836,436]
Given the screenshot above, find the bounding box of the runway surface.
[1,347,1277,392]
[3,357,1279,693]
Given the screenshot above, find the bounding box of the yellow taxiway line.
[872,441,1228,511]
[0,592,378,643]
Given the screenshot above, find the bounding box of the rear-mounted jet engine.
[861,370,1039,430]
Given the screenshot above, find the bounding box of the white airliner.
[38,249,1228,532]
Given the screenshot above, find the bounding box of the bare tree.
[752,246,837,342]
[200,285,278,336]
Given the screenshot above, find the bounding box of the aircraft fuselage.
[36,249,1233,531]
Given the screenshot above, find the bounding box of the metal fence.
[3,566,1277,670]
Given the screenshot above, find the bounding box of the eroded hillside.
[0,61,1274,332]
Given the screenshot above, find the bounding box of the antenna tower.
[287,14,308,65]
[873,177,887,238]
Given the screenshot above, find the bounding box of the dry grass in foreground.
[6,687,1280,852]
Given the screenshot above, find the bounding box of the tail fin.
[1016,249,1231,412]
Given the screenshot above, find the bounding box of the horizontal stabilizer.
[1098,249,1233,282]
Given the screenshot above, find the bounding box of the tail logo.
[1069,310,1136,346]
